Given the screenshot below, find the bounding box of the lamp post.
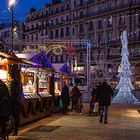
[9,0,16,52]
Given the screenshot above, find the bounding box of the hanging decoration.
[66,44,76,56]
[112,30,138,104]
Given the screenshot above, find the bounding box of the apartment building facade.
[0,22,25,52]
[23,0,140,87]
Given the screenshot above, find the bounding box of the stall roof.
[0,52,37,65]
[16,51,53,69]
[29,51,54,69]
[59,64,73,76]
[16,52,39,60]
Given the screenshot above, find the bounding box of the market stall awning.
[29,51,54,70]
[0,52,37,65]
[59,64,73,76]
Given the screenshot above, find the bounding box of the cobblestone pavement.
[10,104,140,140]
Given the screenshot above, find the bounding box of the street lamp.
[9,0,16,52]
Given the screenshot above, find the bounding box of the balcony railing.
[86,0,95,5]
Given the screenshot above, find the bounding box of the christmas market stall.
[52,63,73,110]
[16,51,56,125]
[0,52,36,131]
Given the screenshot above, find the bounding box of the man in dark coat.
[70,85,81,111]
[0,79,10,138]
[61,83,70,115]
[8,73,20,135]
[97,81,114,124]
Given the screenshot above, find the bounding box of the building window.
[41,31,44,36]
[61,6,64,12]
[56,8,59,13]
[88,21,93,31]
[31,25,34,30]
[107,2,113,11]
[36,23,38,29]
[74,1,76,7]
[50,31,54,39]
[91,50,94,60]
[56,18,58,24]
[138,30,140,39]
[80,11,84,18]
[27,35,29,40]
[51,20,53,25]
[97,50,101,60]
[42,12,44,18]
[98,19,103,29]
[107,16,113,27]
[31,34,34,40]
[73,27,75,34]
[66,15,69,21]
[36,34,38,40]
[66,27,70,36]
[138,15,140,22]
[45,11,48,16]
[46,29,48,35]
[79,24,84,33]
[61,17,64,22]
[26,26,29,31]
[60,28,64,37]
[119,15,125,25]
[88,33,94,40]
[55,56,58,63]
[66,4,69,9]
[55,30,59,38]
[51,9,53,14]
[60,55,64,63]
[107,32,113,41]
[80,0,83,6]
[98,34,103,43]
[79,52,84,62]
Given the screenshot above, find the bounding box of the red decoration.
[67,44,76,56]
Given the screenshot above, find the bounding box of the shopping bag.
[59,99,63,109]
[93,102,98,113]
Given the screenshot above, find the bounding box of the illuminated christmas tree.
[113,31,138,104]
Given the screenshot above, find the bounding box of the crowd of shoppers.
[0,76,114,139]
[60,79,114,124]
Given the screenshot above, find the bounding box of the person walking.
[96,80,114,124]
[70,84,81,111]
[0,79,10,139]
[8,72,20,135]
[61,82,70,115]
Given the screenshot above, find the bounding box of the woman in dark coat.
[8,73,20,135]
[61,83,70,115]
[0,79,10,139]
[97,81,114,124]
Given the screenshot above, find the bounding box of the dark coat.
[61,85,70,106]
[0,81,10,117]
[91,88,97,97]
[97,82,114,106]
[8,78,20,105]
[71,86,81,101]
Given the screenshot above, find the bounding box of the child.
[76,98,83,115]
